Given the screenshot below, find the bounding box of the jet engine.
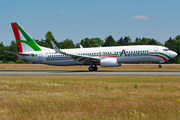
[100,58,118,67]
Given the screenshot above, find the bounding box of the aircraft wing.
[50,41,100,64]
[4,51,30,56]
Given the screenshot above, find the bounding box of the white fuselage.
[18,45,177,66]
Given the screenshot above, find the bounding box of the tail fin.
[11,22,42,53]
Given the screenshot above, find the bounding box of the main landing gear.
[89,65,98,71]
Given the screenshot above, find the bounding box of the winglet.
[50,41,66,54]
[79,44,83,48]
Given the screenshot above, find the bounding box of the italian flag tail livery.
[11,22,42,53]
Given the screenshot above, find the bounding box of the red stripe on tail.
[11,23,23,53]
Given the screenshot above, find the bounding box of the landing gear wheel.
[89,66,98,71]
[93,66,98,71]
[158,64,162,68]
[89,67,93,71]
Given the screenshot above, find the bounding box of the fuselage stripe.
[46,58,72,61]
[149,54,167,62]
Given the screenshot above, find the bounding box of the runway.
[0,70,180,75]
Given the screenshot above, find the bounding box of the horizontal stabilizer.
[4,51,30,56]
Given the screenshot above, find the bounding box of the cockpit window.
[163,49,170,51]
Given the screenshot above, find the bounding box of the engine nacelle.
[100,58,118,67]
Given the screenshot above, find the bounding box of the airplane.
[5,22,177,71]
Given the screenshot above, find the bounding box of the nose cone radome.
[171,51,177,58]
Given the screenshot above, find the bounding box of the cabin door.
[154,47,158,54]
[39,53,43,61]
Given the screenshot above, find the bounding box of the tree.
[4,40,18,63]
[123,36,131,45]
[104,35,116,46]
[45,31,57,48]
[93,38,104,47]
[75,43,81,48]
[139,37,148,45]
[116,36,131,46]
[117,37,124,46]
[175,35,180,41]
[174,39,180,63]
[134,38,140,45]
[165,37,176,51]
[61,39,75,49]
[165,37,177,63]
[35,39,46,47]
[148,39,158,45]
[0,42,4,61]
[80,38,96,48]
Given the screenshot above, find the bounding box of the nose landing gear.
[89,65,98,71]
[158,64,162,68]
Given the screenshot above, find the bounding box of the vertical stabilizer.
[11,22,42,53]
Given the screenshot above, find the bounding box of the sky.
[1,0,180,46]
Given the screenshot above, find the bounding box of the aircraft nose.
[171,51,177,58]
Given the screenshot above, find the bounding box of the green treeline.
[0,31,180,63]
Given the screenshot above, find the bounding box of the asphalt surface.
[0,70,180,75]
